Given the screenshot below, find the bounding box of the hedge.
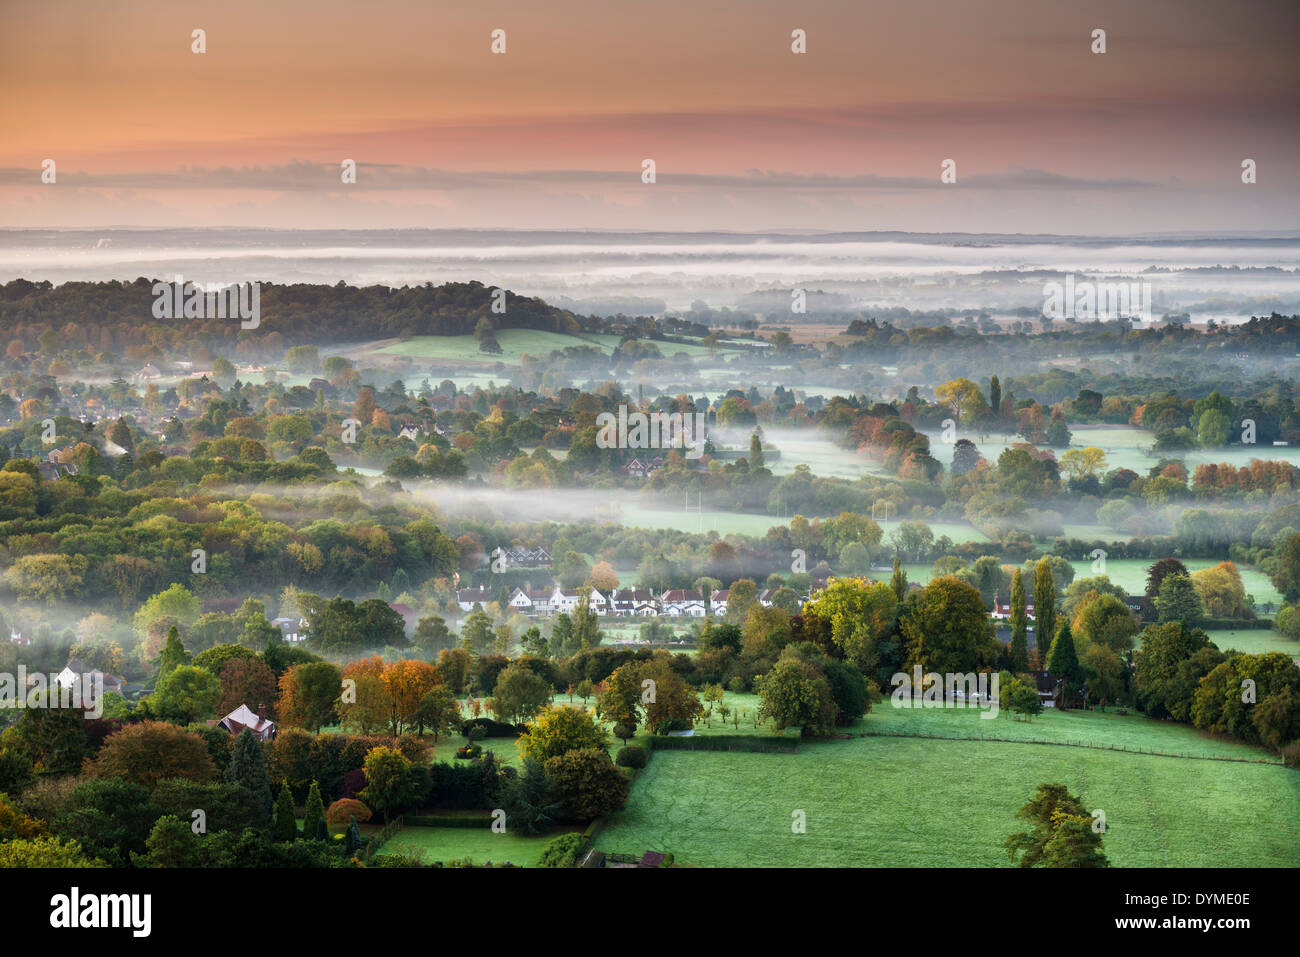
[646,734,799,753]
[406,813,494,828]
[460,717,528,739]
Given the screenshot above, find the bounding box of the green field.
[377,824,581,866]
[863,697,1276,759]
[1203,628,1300,658]
[373,329,620,363]
[1065,557,1283,607]
[370,329,740,366]
[594,708,1300,867]
[894,556,1280,609]
[929,422,1300,477]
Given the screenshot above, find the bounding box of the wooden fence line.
[856,729,1283,765]
[363,815,407,862]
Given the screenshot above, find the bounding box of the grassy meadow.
[594,706,1300,868]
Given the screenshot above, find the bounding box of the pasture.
[594,708,1300,867]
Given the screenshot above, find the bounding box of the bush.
[1282,742,1300,769]
[342,768,366,800]
[654,718,692,736]
[543,748,629,821]
[726,676,748,694]
[538,832,585,868]
[91,722,216,789]
[615,745,647,769]
[427,761,497,810]
[326,798,371,824]
[460,717,526,739]
[454,745,482,760]
[394,734,430,763]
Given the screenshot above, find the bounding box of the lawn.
[377,824,581,866]
[594,721,1300,867]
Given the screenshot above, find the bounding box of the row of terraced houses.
[453,584,823,618]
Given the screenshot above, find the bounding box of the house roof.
[220,703,275,736]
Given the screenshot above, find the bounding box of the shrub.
[654,718,691,736]
[91,721,216,789]
[326,798,372,824]
[543,748,629,821]
[394,734,430,763]
[460,717,525,739]
[342,768,366,799]
[726,676,748,694]
[1281,742,1300,769]
[519,704,608,762]
[615,745,647,769]
[454,745,482,760]
[538,832,585,868]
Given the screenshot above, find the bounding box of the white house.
[270,617,307,643]
[550,587,607,616]
[55,659,124,696]
[456,586,494,611]
[608,588,657,616]
[660,589,708,617]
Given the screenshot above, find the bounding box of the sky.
[1,0,1297,233]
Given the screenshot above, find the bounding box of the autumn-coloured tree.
[639,658,704,732]
[325,798,372,825]
[519,704,609,762]
[217,656,279,719]
[383,658,440,734]
[338,657,389,734]
[588,560,619,591]
[437,647,470,694]
[595,663,643,734]
[277,661,342,733]
[92,722,216,789]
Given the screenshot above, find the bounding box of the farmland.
[594,716,1300,868]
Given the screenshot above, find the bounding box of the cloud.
[0,162,1158,193]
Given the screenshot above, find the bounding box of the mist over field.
[3,228,1299,319]
[4,0,1300,894]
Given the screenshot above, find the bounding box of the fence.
[857,729,1284,765]
[362,815,406,863]
[647,734,799,753]
[405,813,493,828]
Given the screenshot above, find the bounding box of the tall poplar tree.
[1033,557,1057,666]
[1009,568,1030,671]
[890,557,908,604]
